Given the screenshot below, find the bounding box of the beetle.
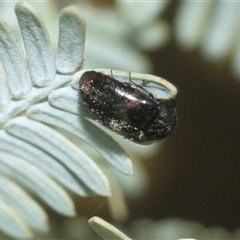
[79,70,177,144]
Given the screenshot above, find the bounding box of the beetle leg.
[129,72,138,89]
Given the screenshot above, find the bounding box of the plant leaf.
[0,130,94,197]
[27,102,134,175]
[5,116,111,197]
[0,19,31,98]
[0,67,9,109]
[0,151,75,216]
[15,2,56,86]
[89,216,132,240]
[56,6,86,74]
[0,198,32,239]
[0,176,48,232]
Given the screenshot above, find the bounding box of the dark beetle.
[79,71,177,144]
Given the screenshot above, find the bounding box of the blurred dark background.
[56,0,240,233]
[130,3,240,230]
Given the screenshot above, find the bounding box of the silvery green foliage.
[0,2,179,239]
[89,216,132,240]
[0,2,134,238]
[82,1,170,71]
[174,1,240,80]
